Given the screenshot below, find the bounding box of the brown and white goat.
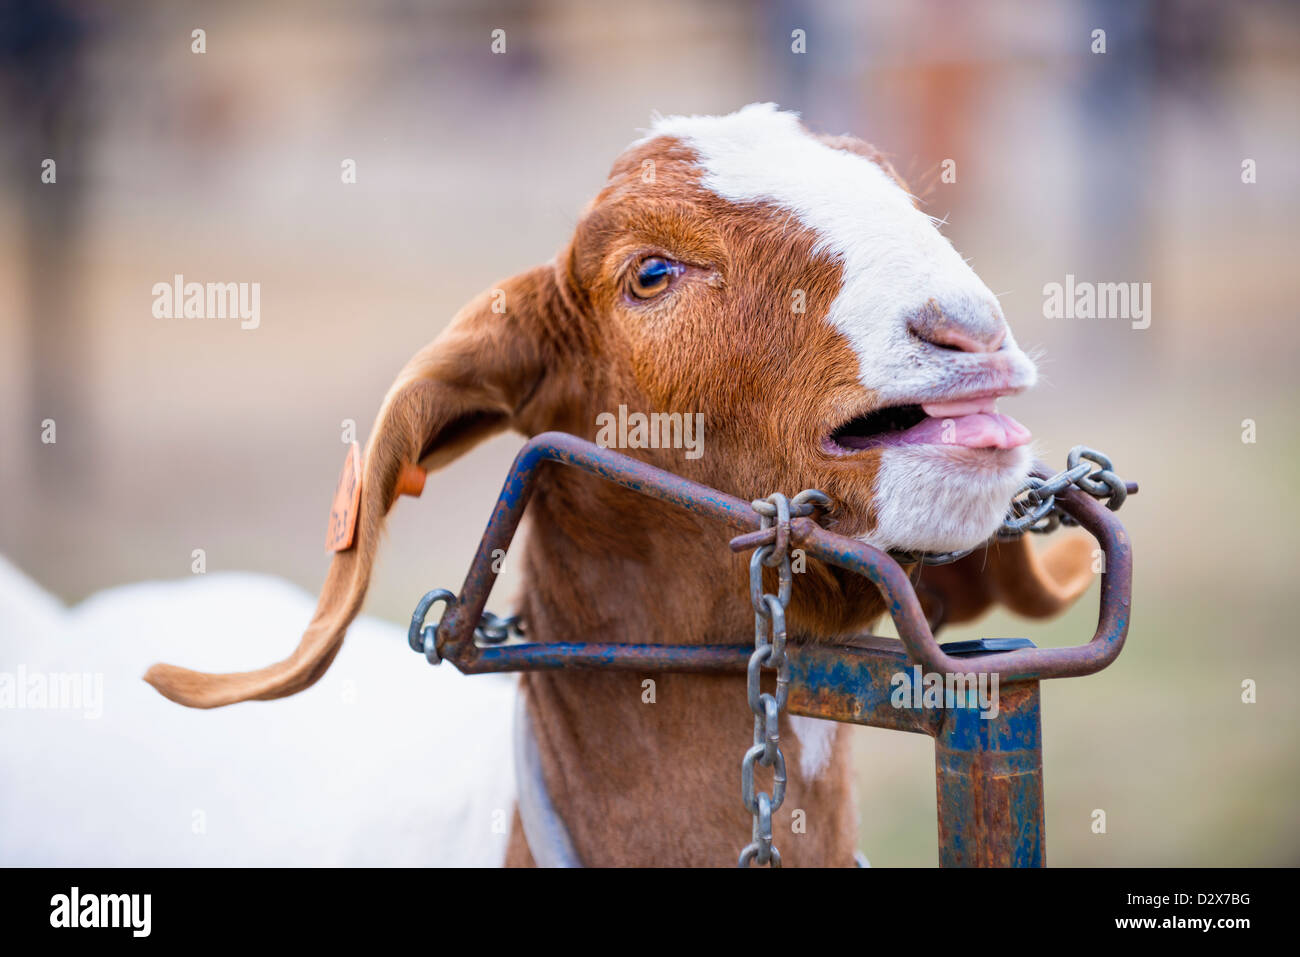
[145,104,1093,866]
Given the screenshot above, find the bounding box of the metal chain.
[474,611,526,645]
[408,593,525,667]
[739,488,829,867]
[889,445,1131,567]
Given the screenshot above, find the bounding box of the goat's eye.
[628,256,680,299]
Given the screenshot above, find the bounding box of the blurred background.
[1,0,1296,865]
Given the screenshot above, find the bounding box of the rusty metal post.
[787,638,1046,867]
[934,680,1044,867]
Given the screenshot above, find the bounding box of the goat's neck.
[505,470,860,867]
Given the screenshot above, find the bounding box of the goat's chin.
[865,443,1031,554]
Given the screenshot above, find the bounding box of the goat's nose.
[908,299,1007,354]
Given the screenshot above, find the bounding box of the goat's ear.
[145,266,560,708]
[911,534,1096,630]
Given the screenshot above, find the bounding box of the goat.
[144,104,1094,866]
[0,555,515,865]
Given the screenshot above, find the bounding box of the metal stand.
[407,432,1133,867]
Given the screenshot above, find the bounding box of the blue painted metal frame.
[783,634,1044,866]
[411,431,1134,867]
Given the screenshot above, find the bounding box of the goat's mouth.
[823,395,1031,455]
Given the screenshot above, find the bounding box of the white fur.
[0,555,516,866]
[870,445,1030,553]
[653,104,1038,550]
[787,714,838,780]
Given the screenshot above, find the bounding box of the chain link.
[474,611,526,645]
[888,445,1130,567]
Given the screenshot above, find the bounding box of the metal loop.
[1095,469,1128,510]
[1068,446,1114,496]
[1036,462,1091,498]
[775,556,792,608]
[790,488,831,517]
[739,842,782,868]
[740,743,764,812]
[763,494,791,567]
[740,745,786,815]
[762,595,786,658]
[749,547,791,616]
[474,611,523,645]
[1004,477,1057,532]
[1027,510,1061,535]
[769,748,787,811]
[408,589,456,658]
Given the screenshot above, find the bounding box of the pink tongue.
[898,410,1032,449]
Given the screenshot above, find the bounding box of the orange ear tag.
[326,445,426,553]
[395,461,426,499]
[326,442,363,552]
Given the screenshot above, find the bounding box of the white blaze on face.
[652,103,1038,551]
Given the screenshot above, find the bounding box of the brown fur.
[145,121,1093,865]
